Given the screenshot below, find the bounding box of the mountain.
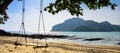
[52,17,85,31]
[51,17,120,32]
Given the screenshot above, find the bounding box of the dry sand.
[0,36,120,53]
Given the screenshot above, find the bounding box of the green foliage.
[0,0,8,24]
[18,0,22,1]
[0,0,4,4]
[0,0,12,24]
[0,10,8,24]
[44,0,117,16]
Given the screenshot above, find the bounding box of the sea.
[48,32,120,47]
[9,31,120,47]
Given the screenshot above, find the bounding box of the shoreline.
[0,30,120,47]
[0,36,120,53]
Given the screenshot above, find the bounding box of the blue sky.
[0,0,120,33]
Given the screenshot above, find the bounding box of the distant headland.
[51,17,120,32]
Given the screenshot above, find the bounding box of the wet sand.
[0,36,120,53]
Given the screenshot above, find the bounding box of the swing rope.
[15,0,48,48]
[15,0,26,45]
[38,0,43,34]
[37,0,48,46]
[19,0,26,34]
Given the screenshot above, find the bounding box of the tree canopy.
[0,0,13,24]
[0,0,117,24]
[44,0,117,16]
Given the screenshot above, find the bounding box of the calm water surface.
[48,32,120,46]
[9,31,120,46]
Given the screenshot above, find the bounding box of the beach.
[0,36,120,53]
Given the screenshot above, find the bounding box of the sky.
[0,0,120,33]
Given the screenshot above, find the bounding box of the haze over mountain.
[51,17,120,32]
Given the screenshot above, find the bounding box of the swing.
[14,0,48,48]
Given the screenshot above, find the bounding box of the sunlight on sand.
[0,36,120,53]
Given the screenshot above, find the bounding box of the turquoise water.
[9,31,120,46]
[48,32,120,40]
[47,32,120,46]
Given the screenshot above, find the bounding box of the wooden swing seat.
[14,42,48,47]
[14,42,49,49]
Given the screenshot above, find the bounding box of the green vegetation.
[51,18,120,32]
[44,0,117,16]
[0,0,13,24]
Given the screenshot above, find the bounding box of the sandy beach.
[0,36,120,53]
